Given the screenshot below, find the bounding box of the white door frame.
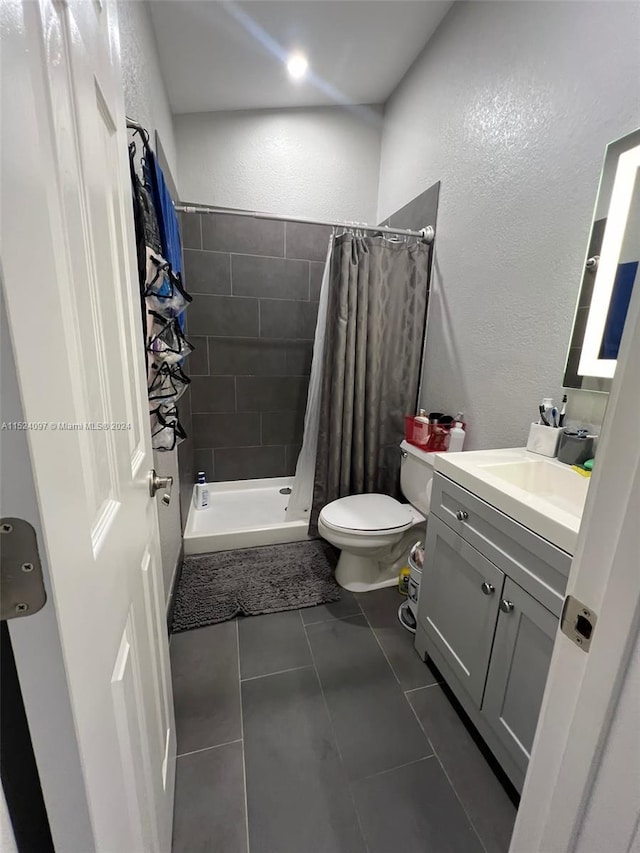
[510,207,640,849]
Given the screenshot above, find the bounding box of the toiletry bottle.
[414,408,429,445]
[193,471,209,510]
[447,422,465,452]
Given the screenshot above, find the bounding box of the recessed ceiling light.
[287,52,308,81]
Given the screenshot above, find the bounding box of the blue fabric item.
[145,151,185,328]
[599,261,637,360]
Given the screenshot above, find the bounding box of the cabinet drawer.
[431,474,570,615]
[419,515,504,707]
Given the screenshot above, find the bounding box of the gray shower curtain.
[311,233,431,529]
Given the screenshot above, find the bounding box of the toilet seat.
[320,493,415,534]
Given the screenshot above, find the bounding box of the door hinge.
[0,518,47,621]
[561,594,597,653]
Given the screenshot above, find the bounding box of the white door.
[1,1,175,851]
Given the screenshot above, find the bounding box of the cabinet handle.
[500,600,514,613]
[455,510,469,521]
[481,582,495,596]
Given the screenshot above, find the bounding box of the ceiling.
[150,1,454,114]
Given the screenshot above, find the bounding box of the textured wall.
[181,212,331,482]
[117,0,178,182]
[175,106,382,222]
[117,0,182,601]
[377,0,640,450]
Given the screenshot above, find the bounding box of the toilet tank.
[400,440,436,515]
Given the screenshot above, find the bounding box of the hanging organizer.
[128,120,193,450]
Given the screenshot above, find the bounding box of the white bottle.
[413,408,430,445]
[193,471,209,510]
[447,422,465,453]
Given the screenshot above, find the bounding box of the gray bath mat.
[171,539,340,632]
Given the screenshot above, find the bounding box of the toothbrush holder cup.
[526,423,562,458]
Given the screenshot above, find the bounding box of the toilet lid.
[321,494,414,532]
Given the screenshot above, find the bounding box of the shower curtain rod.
[175,203,435,244]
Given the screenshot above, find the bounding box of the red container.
[404,416,466,453]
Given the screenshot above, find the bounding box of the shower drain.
[279,487,292,495]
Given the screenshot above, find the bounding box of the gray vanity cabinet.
[416,472,570,792]
[422,514,504,706]
[482,578,558,779]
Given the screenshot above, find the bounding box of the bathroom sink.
[434,448,590,554]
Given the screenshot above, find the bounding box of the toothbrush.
[539,404,550,426]
[559,394,567,427]
[550,407,559,428]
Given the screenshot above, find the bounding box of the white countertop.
[434,447,590,555]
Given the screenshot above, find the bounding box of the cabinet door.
[482,578,559,779]
[420,515,505,706]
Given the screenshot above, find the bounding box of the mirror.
[564,128,640,391]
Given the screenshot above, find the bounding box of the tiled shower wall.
[180,211,331,483]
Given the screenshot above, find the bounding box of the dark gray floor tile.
[208,336,286,376]
[306,615,431,780]
[180,212,201,250]
[356,588,439,691]
[187,336,209,375]
[232,254,309,299]
[260,299,318,339]
[192,448,213,481]
[188,294,259,337]
[285,221,332,261]
[284,340,314,375]
[183,249,231,295]
[409,686,517,853]
[202,213,284,256]
[172,741,247,853]
[170,621,241,755]
[309,262,325,300]
[213,445,286,481]
[301,590,362,625]
[261,410,305,445]
[242,667,365,853]
[236,375,309,412]
[192,412,260,449]
[190,376,236,413]
[238,610,311,680]
[352,756,483,853]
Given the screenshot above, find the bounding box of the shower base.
[183,476,309,555]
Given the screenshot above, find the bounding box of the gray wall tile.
[214,445,286,481]
[236,376,309,413]
[262,411,304,446]
[260,300,318,339]
[188,295,259,337]
[188,336,209,375]
[309,262,324,300]
[285,222,332,261]
[180,212,201,250]
[184,250,231,295]
[232,255,309,300]
[192,413,260,449]
[190,376,236,413]
[173,741,247,853]
[285,444,301,476]
[192,448,214,480]
[209,337,287,376]
[284,341,314,375]
[202,213,284,256]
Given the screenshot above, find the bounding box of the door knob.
[455,510,469,521]
[481,582,495,596]
[148,469,173,505]
[500,600,514,613]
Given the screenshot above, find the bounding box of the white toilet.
[318,440,436,592]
